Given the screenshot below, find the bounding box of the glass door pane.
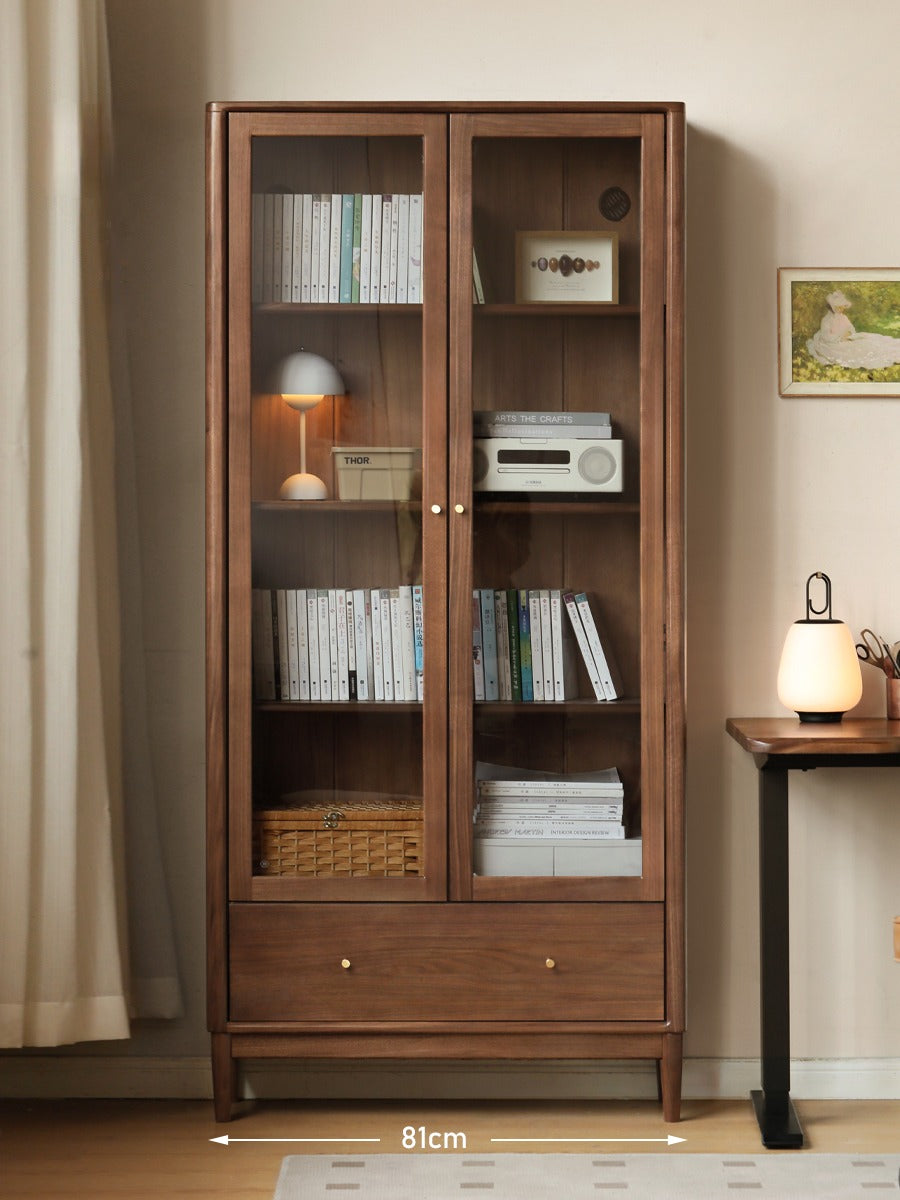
[228,113,447,900]
[450,113,665,901]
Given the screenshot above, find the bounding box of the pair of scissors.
[856,628,899,677]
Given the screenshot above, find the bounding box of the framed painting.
[778,268,900,396]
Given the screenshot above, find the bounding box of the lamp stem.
[299,410,308,476]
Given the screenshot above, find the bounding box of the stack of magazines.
[472,761,641,878]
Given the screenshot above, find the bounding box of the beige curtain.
[0,0,179,1045]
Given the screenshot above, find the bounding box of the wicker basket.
[254,793,423,877]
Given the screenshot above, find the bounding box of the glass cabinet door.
[449,113,667,902]
[226,113,447,900]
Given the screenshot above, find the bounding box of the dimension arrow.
[210,1135,381,1146]
[490,1135,686,1146]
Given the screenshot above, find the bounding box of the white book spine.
[306,590,320,701]
[296,588,310,701]
[407,193,422,303]
[528,590,544,702]
[327,589,340,698]
[276,589,290,700]
[281,193,294,301]
[563,591,604,700]
[364,590,375,700]
[359,193,372,303]
[412,584,424,702]
[371,588,385,701]
[389,588,405,700]
[317,590,331,701]
[396,193,410,303]
[286,588,301,701]
[352,588,368,700]
[290,194,303,302]
[251,194,264,303]
[310,195,322,303]
[387,195,400,303]
[398,585,416,702]
[379,196,392,303]
[379,588,394,701]
[369,194,382,304]
[271,192,283,304]
[538,590,554,702]
[547,590,566,700]
[575,592,618,700]
[336,588,350,701]
[300,194,313,303]
[329,192,342,302]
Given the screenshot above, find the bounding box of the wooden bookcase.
[206,102,685,1122]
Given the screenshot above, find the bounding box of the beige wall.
[104,0,900,1075]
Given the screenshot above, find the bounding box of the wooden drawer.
[229,903,664,1022]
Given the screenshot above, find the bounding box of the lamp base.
[279,472,328,501]
[796,711,844,723]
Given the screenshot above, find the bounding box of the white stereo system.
[472,437,624,493]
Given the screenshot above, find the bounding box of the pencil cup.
[887,677,900,720]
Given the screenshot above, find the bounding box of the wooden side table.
[725,717,900,1149]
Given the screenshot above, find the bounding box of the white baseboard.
[1,1055,899,1101]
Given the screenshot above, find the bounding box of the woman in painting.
[807,290,900,369]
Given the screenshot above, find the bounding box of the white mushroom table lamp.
[272,350,346,500]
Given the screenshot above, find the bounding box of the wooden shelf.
[476,303,640,317]
[256,700,423,713]
[475,498,639,515]
[253,500,421,514]
[255,302,422,315]
[475,699,640,714]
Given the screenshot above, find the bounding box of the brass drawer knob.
[454,503,465,514]
[545,958,556,969]
[431,503,443,514]
[341,959,351,970]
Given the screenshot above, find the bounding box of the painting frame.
[777,267,900,397]
[516,231,619,304]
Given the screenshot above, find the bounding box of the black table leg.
[753,763,804,1148]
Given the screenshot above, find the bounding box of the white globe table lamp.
[272,350,346,500]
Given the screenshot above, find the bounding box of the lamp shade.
[271,350,345,411]
[776,572,862,723]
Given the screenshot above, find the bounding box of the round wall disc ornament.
[599,186,631,221]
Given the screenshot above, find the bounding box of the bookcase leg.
[211,1032,239,1122]
[660,1033,683,1122]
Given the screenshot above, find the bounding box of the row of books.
[473,763,625,841]
[473,588,622,703]
[252,586,424,704]
[252,191,423,305]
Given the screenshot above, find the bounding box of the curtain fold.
[0,0,181,1047]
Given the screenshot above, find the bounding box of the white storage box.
[332,446,422,501]
[474,837,642,877]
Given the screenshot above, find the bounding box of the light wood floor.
[2,1098,899,1198]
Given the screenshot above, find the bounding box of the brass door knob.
[545,958,556,969]
[454,503,465,514]
[431,504,443,514]
[341,959,351,970]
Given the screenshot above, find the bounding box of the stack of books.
[474,410,612,440]
[252,191,423,305]
[472,762,641,877]
[252,585,424,704]
[472,588,622,702]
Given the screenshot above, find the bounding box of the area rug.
[274,1153,900,1198]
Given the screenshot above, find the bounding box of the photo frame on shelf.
[778,267,900,397]
[515,231,619,304]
